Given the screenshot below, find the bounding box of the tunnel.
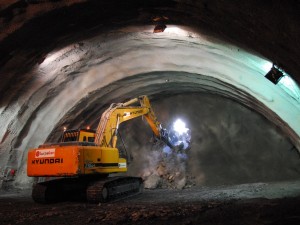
[0,0,300,224]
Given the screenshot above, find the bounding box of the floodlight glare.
[173,119,189,135]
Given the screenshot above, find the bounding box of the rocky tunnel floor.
[1,180,300,225]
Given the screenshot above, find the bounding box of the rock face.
[125,94,300,188]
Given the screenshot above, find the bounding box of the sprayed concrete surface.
[1,180,300,224]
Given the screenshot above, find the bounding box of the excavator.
[27,96,173,203]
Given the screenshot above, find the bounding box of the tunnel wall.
[0,25,299,188]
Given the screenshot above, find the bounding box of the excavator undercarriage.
[32,176,143,203]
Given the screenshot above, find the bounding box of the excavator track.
[32,183,48,203]
[86,176,143,203]
[31,176,143,203]
[32,181,64,203]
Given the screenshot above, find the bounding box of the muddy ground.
[1,181,300,225]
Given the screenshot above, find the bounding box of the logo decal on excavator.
[118,162,126,168]
[123,112,130,117]
[85,163,95,168]
[123,110,143,118]
[32,158,63,164]
[35,149,55,158]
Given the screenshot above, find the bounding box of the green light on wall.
[278,75,300,101]
[262,61,273,73]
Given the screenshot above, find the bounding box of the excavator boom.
[95,95,172,148]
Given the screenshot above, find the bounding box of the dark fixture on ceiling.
[152,16,168,33]
[153,24,167,33]
[265,65,284,84]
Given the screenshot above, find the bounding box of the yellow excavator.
[27,96,173,203]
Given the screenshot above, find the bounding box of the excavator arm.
[95,95,171,148]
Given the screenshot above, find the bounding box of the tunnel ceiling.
[0,0,300,187]
[1,1,300,79]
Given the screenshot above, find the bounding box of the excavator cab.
[61,129,95,143]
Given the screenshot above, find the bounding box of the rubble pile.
[141,146,195,189]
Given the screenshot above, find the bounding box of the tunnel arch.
[17,26,299,148]
[2,26,300,187]
[0,1,300,188]
[47,71,297,148]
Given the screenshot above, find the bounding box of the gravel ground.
[1,180,300,225]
